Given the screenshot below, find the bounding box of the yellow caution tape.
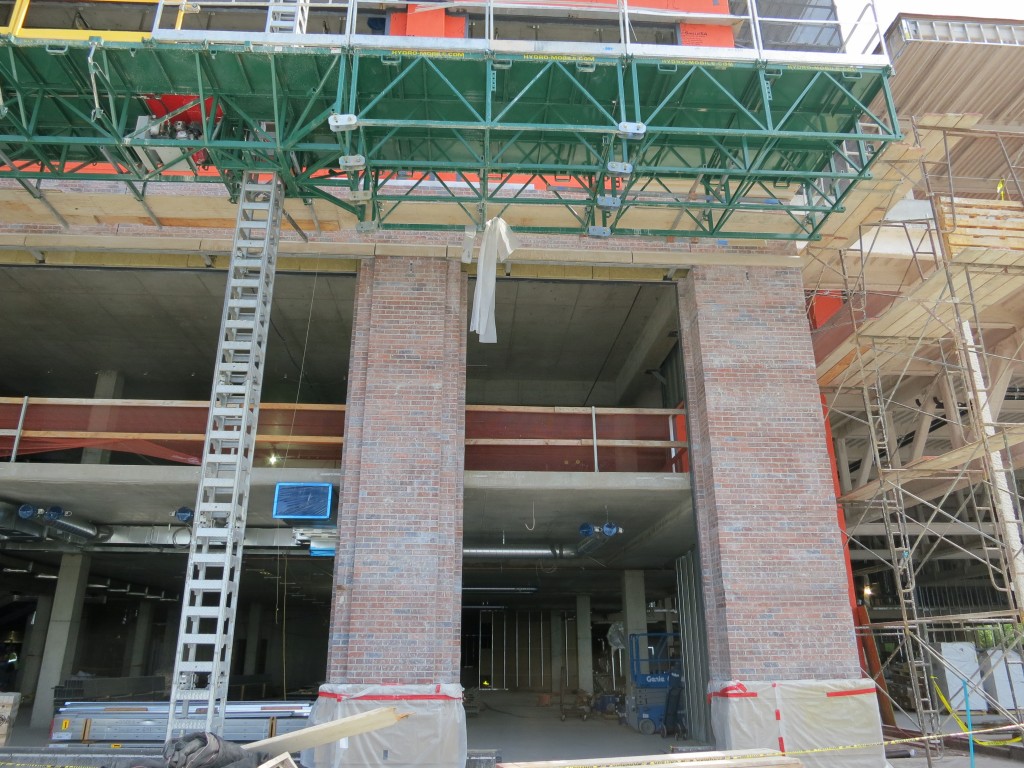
[930,676,1022,747]
[2,722,1023,768]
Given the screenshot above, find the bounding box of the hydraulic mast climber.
[167,172,284,738]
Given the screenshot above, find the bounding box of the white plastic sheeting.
[300,684,466,768]
[708,679,884,768]
[469,217,517,343]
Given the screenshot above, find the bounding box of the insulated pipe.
[17,504,113,542]
[0,502,47,539]
[462,547,576,558]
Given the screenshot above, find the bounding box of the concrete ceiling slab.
[0,265,688,611]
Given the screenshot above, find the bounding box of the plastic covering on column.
[302,684,466,768]
[708,679,884,768]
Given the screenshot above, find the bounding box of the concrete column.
[30,554,89,728]
[328,256,467,685]
[622,570,647,693]
[243,603,263,675]
[16,594,52,697]
[678,266,859,681]
[549,610,564,694]
[82,370,124,465]
[158,604,181,678]
[128,601,154,677]
[575,596,593,695]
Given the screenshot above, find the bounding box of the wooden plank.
[497,751,801,768]
[840,424,1024,502]
[465,405,684,416]
[21,430,205,441]
[256,755,300,768]
[243,706,405,756]
[18,430,342,445]
[261,403,346,412]
[465,438,686,448]
[949,234,1024,250]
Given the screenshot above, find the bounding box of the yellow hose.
[931,676,1022,746]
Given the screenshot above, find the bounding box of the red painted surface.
[144,95,223,126]
[388,5,467,38]
[807,290,844,330]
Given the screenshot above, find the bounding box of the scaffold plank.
[840,423,1024,503]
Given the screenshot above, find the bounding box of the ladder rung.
[197,477,237,489]
[170,689,213,701]
[179,633,231,646]
[175,661,216,673]
[178,605,223,617]
[185,579,234,592]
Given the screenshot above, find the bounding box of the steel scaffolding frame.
[0,0,900,239]
[820,125,1024,760]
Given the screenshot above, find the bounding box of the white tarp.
[708,678,884,768]
[469,217,517,343]
[301,684,466,768]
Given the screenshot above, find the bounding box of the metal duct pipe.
[0,502,46,541]
[462,546,576,558]
[17,504,113,542]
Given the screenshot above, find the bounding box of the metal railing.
[0,397,687,473]
[0,0,891,66]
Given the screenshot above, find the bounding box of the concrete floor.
[466,691,698,762]
[5,690,1022,768]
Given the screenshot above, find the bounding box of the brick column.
[679,264,859,680]
[678,266,879,768]
[328,255,466,684]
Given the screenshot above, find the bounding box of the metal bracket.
[596,195,622,211]
[328,113,357,132]
[616,122,646,140]
[356,220,379,233]
[338,154,366,171]
[588,225,611,237]
[606,161,633,177]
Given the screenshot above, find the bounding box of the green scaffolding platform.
[0,31,900,239]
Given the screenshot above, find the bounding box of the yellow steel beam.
[1,0,156,40]
[1,0,32,35]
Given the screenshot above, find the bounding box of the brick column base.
[709,678,883,768]
[303,683,466,768]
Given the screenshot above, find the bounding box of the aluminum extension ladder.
[166,172,284,740]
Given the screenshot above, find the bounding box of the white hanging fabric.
[469,217,518,343]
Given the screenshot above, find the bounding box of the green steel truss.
[0,38,900,239]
